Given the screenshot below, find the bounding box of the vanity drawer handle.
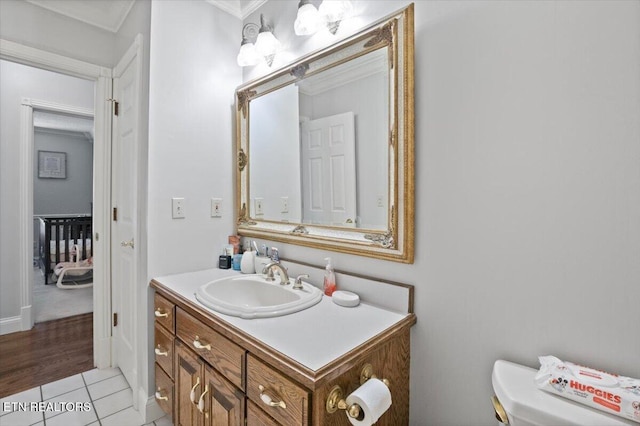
[154,308,169,318]
[259,385,287,409]
[155,388,169,401]
[190,377,201,404]
[154,345,168,357]
[193,336,211,351]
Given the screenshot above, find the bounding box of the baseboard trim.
[20,305,32,330]
[139,388,165,424]
[94,336,112,369]
[0,315,23,335]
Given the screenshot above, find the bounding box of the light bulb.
[294,2,321,36]
[236,42,259,67]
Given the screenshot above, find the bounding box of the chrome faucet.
[262,261,290,285]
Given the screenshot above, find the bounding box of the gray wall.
[34,129,93,215]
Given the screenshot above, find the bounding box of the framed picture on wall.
[38,150,66,179]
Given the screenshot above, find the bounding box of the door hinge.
[113,207,118,222]
[113,312,118,327]
[107,98,119,116]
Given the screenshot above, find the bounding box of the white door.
[300,112,357,226]
[111,42,140,394]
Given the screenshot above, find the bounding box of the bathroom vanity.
[151,268,416,425]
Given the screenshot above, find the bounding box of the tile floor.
[0,367,170,426]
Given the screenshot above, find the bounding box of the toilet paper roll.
[345,378,392,426]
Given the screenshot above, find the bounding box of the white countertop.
[153,268,409,372]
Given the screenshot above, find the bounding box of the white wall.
[0,59,95,320]
[147,0,240,276]
[241,1,640,425]
[0,0,115,68]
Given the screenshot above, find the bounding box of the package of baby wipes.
[535,355,640,423]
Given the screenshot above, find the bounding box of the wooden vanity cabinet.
[152,284,415,426]
[153,293,176,421]
[174,340,245,426]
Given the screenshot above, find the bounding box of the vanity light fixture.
[236,23,260,67]
[294,0,322,36]
[255,14,281,67]
[319,0,353,34]
[295,0,353,36]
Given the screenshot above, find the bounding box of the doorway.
[0,41,113,371]
[32,108,95,323]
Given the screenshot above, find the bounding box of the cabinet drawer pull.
[154,345,168,356]
[154,309,169,318]
[190,377,201,404]
[259,385,287,409]
[155,388,169,401]
[198,385,209,415]
[193,336,211,351]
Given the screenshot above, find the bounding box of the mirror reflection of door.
[300,112,356,227]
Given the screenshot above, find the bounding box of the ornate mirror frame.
[235,4,414,263]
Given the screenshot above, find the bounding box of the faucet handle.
[262,265,276,281]
[293,274,310,290]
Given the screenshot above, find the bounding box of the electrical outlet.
[172,197,185,219]
[255,198,264,216]
[377,196,384,208]
[281,196,289,213]
[211,198,222,218]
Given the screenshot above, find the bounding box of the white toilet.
[491,360,636,426]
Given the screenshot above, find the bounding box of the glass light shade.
[294,3,322,36]
[318,0,352,23]
[237,42,259,67]
[255,31,280,57]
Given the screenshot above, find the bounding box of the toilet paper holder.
[326,363,390,419]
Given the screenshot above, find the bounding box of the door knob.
[120,238,134,248]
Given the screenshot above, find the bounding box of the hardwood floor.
[0,313,93,398]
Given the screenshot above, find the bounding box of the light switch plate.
[255,198,264,216]
[172,197,185,219]
[211,198,222,217]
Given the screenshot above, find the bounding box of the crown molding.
[25,0,135,33]
[205,0,268,20]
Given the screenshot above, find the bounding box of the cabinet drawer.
[176,308,245,390]
[154,293,175,333]
[247,354,309,426]
[155,363,174,420]
[154,324,174,378]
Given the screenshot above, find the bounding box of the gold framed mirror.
[235,4,414,263]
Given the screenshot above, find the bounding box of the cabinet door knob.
[259,385,287,409]
[193,336,211,351]
[155,388,168,401]
[154,345,168,357]
[154,309,169,318]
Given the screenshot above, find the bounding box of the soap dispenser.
[240,246,255,274]
[323,257,337,296]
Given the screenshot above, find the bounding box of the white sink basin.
[195,274,323,319]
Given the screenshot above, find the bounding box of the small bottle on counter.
[232,253,242,271]
[323,257,337,296]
